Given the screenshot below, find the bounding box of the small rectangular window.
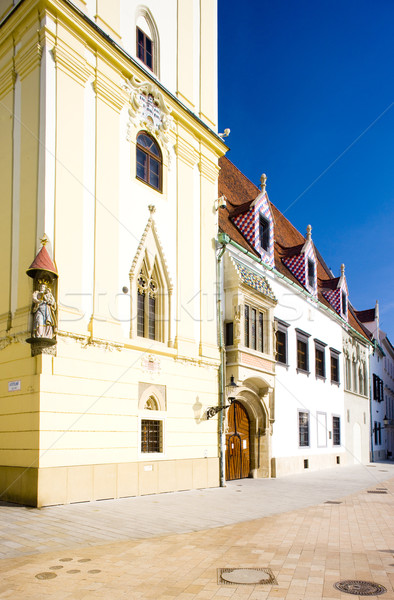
[330,350,340,383]
[141,419,162,453]
[276,320,289,365]
[299,411,309,447]
[225,322,234,346]
[148,295,156,340]
[137,290,145,337]
[332,416,341,446]
[307,258,315,288]
[251,308,257,350]
[342,290,347,314]
[296,329,310,373]
[137,27,153,71]
[244,305,249,347]
[258,312,264,353]
[259,215,270,251]
[315,346,325,378]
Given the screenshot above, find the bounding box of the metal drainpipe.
[217,241,227,487]
[369,348,374,462]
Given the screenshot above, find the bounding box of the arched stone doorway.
[225,377,272,480]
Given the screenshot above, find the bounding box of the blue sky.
[218,0,394,338]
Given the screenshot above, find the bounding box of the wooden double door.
[225,401,250,480]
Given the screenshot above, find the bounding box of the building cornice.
[14,36,42,79]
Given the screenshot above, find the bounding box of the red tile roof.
[218,156,370,342]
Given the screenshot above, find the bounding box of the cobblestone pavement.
[1,463,394,561]
[0,463,394,599]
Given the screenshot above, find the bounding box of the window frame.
[136,26,153,71]
[330,348,341,385]
[136,131,162,192]
[275,319,289,366]
[298,410,310,447]
[296,329,311,374]
[314,339,327,380]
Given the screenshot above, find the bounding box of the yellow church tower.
[0,0,227,506]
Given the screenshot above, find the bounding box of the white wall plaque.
[8,380,21,392]
[144,465,153,472]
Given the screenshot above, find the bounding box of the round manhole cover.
[334,580,387,596]
[35,572,57,580]
[221,569,272,584]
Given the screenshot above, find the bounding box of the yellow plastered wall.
[0,40,13,336]
[0,0,226,506]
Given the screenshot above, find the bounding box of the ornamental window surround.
[136,132,162,192]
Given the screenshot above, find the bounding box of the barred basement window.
[332,416,341,446]
[299,411,309,447]
[141,419,162,453]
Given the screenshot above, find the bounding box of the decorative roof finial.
[40,234,49,247]
[148,205,156,215]
[260,173,267,193]
[341,263,345,276]
[306,224,312,241]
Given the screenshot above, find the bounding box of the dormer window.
[259,215,270,252]
[307,259,315,288]
[137,27,153,71]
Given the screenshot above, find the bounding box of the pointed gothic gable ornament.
[129,206,173,344]
[26,235,58,356]
[123,75,174,161]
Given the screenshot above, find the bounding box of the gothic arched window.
[136,132,162,192]
[137,270,158,340]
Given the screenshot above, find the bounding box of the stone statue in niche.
[26,235,59,356]
[32,278,57,339]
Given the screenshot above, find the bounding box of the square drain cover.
[217,567,277,586]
